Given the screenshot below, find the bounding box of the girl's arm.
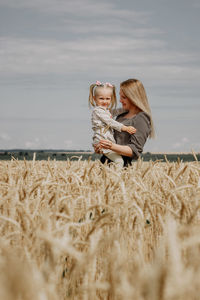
[93,107,136,134]
[93,107,123,132]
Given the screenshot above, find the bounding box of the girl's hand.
[93,143,103,154]
[99,139,113,150]
[122,125,136,134]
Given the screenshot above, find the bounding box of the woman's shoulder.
[135,112,151,133]
[136,111,150,123]
[111,108,128,117]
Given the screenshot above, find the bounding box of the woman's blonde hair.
[120,79,155,138]
[88,83,117,109]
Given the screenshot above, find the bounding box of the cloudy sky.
[0,0,200,152]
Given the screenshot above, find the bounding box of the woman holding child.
[92,78,155,167]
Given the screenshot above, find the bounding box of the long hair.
[120,79,155,138]
[88,83,117,109]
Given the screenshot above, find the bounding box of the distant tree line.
[0,150,199,162]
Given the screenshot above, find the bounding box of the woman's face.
[119,89,133,111]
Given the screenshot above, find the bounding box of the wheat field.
[0,157,200,300]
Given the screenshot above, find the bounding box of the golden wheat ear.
[0,158,199,299]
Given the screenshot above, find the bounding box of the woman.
[95,78,155,167]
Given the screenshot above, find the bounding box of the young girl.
[89,81,136,167]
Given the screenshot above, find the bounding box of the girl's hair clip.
[95,81,113,87]
[105,82,113,87]
[96,80,103,86]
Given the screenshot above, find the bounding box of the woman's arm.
[99,139,133,157]
[126,113,151,158]
[99,113,151,158]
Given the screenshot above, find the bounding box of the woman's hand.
[99,139,113,150]
[100,139,133,157]
[93,143,103,154]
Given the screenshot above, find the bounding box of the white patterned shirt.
[91,106,124,152]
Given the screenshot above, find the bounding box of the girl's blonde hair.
[120,79,155,138]
[88,83,117,109]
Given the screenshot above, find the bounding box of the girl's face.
[93,88,112,109]
[119,89,133,110]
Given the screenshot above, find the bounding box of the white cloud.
[64,140,73,148]
[172,137,190,150]
[61,21,162,36]
[0,133,11,141]
[192,0,200,8]
[24,137,40,149]
[190,142,200,151]
[182,137,189,144]
[1,0,199,90]
[0,0,150,23]
[1,36,199,89]
[24,141,35,148]
[0,0,199,152]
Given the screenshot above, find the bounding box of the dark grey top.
[114,111,151,165]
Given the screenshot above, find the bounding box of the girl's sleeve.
[94,108,123,132]
[127,113,151,159]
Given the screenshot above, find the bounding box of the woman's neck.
[125,106,141,118]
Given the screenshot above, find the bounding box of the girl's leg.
[105,151,124,168]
